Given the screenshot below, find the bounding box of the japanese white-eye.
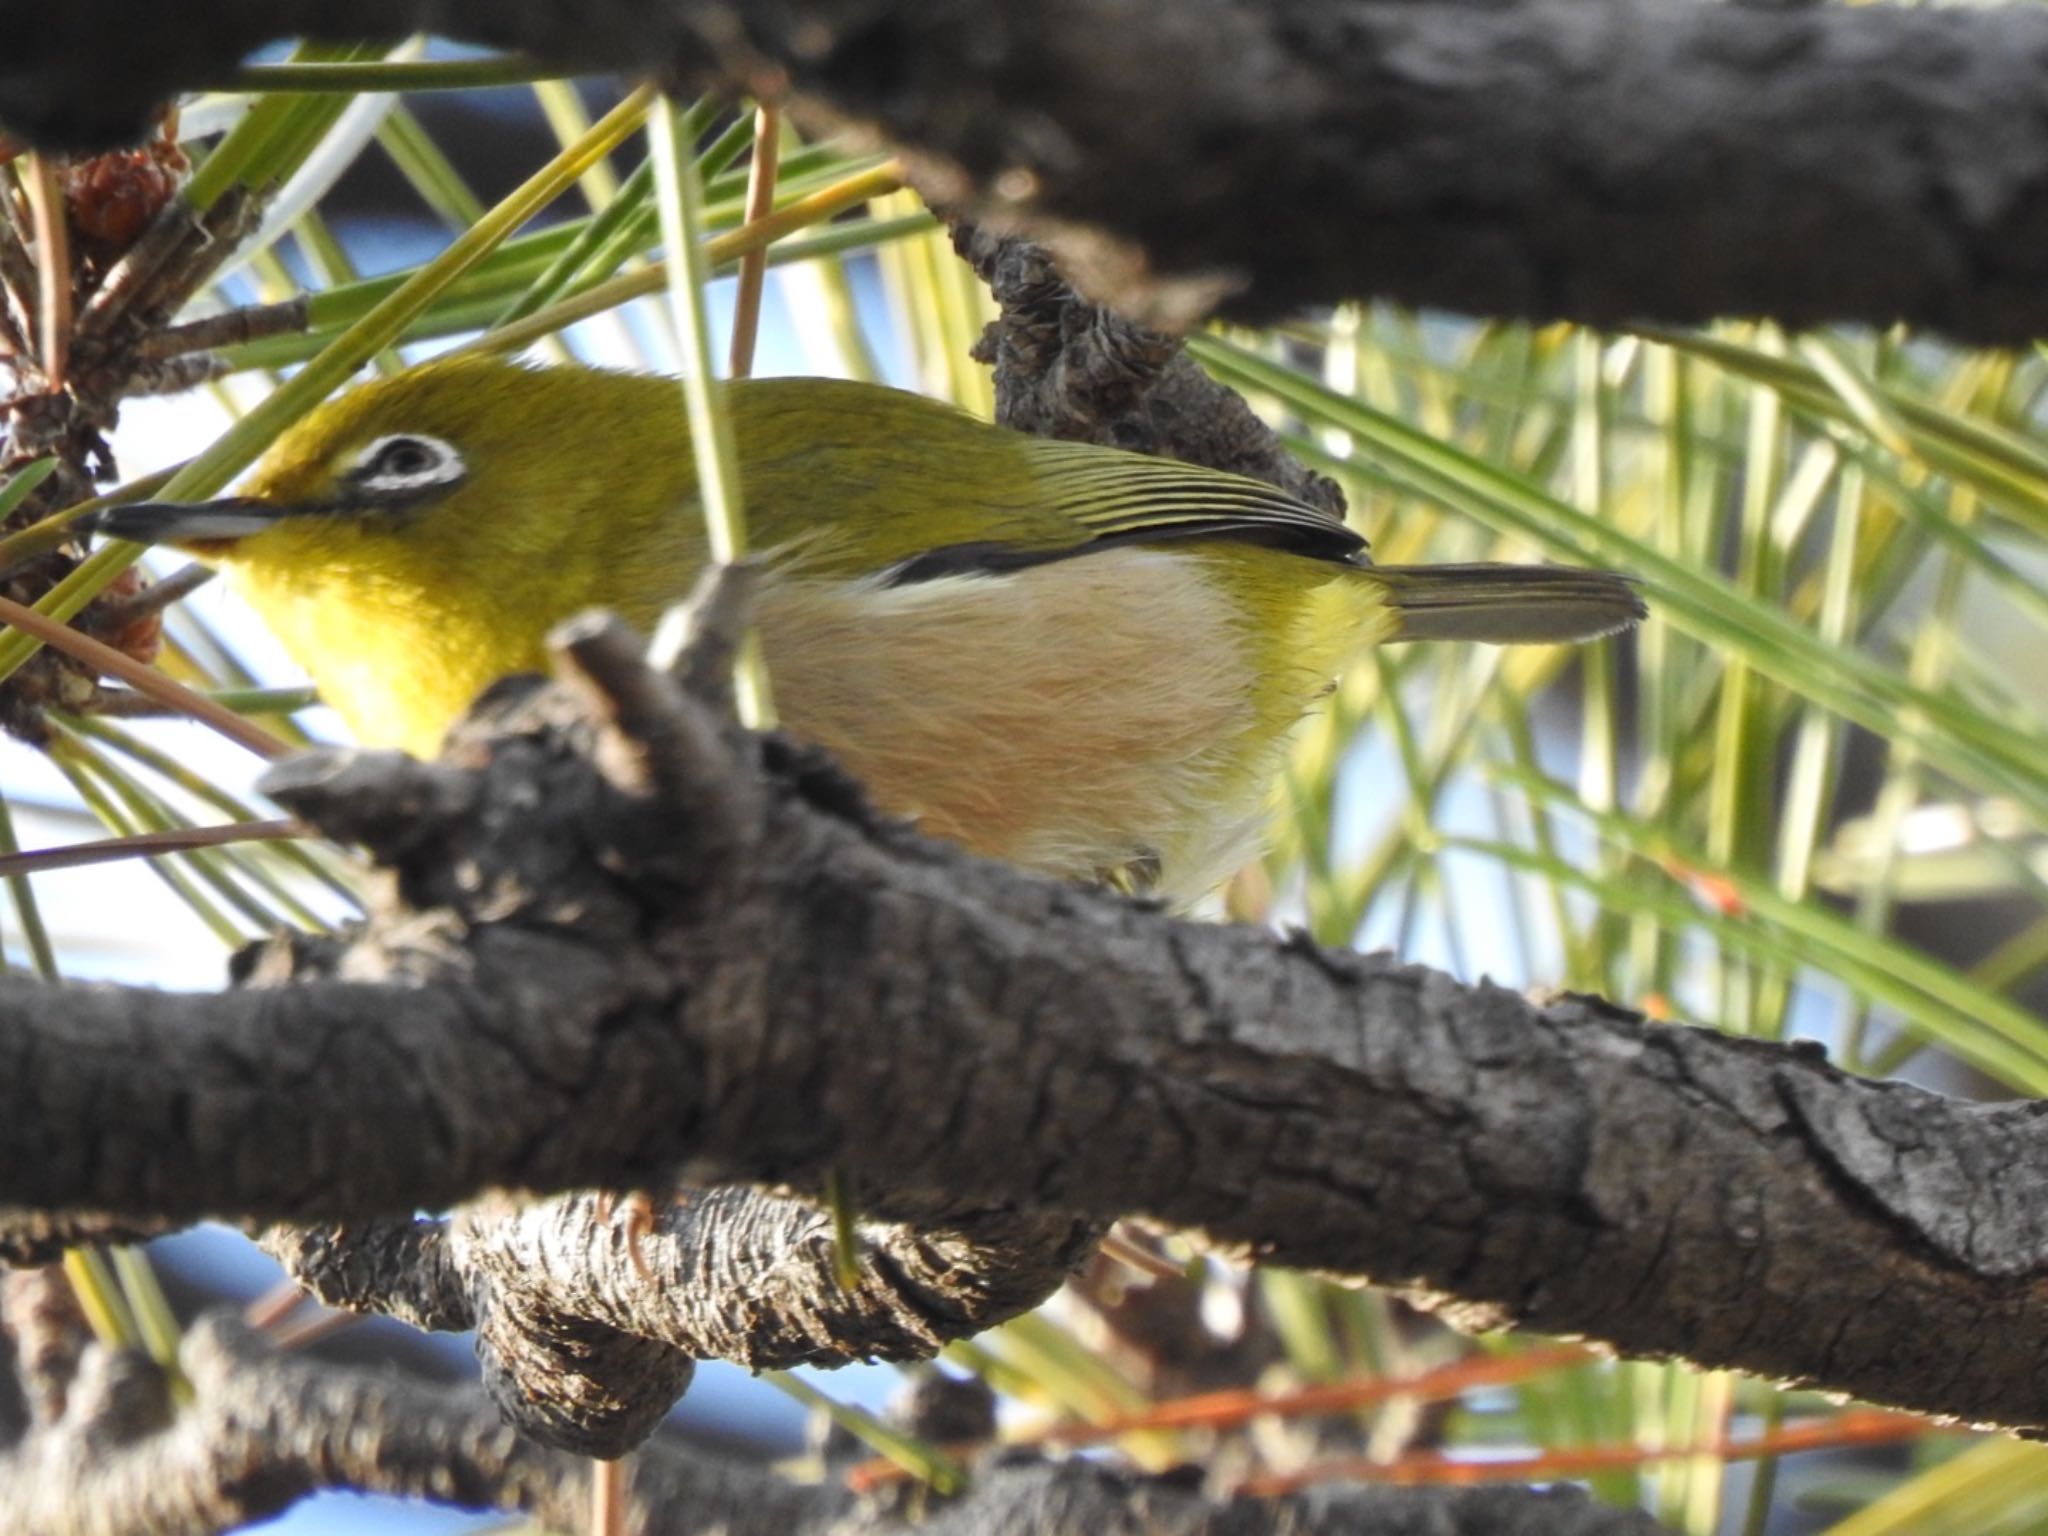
[92,357,1642,900]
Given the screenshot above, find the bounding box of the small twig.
[243,1278,314,1332]
[1236,1408,1938,1495]
[1036,1344,1597,1448]
[0,817,304,879]
[71,194,205,341]
[125,187,263,329]
[726,104,781,379]
[91,559,214,623]
[592,1456,628,1536]
[134,296,310,361]
[21,154,69,390]
[0,168,41,357]
[0,590,292,758]
[1096,1227,1186,1281]
[265,1304,360,1353]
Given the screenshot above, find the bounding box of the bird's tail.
[1360,563,1646,644]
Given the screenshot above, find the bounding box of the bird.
[90,356,1643,902]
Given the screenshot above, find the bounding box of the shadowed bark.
[0,10,2033,1525]
[9,0,2048,341]
[2,603,2045,1451]
[0,1308,1669,1536]
[258,1190,1099,1456]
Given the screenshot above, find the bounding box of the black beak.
[81,497,285,546]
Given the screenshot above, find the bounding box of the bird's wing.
[883,438,1365,585]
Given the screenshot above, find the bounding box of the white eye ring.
[349,434,466,496]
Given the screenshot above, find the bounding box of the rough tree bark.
[0,1298,1667,1536]
[0,574,1733,1536]
[0,3,2039,1532]
[7,0,2048,340]
[5,591,2048,1446]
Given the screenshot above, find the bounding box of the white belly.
[759,548,1270,900]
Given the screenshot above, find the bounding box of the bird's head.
[83,356,707,757]
[86,355,692,587]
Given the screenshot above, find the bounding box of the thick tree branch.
[1,611,2044,1440]
[0,1310,1667,1536]
[258,1188,1097,1455]
[9,0,2048,340]
[0,1310,819,1536]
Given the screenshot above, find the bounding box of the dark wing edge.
[885,444,1365,587]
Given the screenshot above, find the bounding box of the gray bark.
[2,608,2045,1449]
[0,1309,1668,1536]
[7,0,2048,340]
[259,1192,1098,1456]
[0,8,2033,1521]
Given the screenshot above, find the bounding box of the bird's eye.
[348,434,465,497]
[374,439,435,477]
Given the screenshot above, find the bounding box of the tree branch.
[0,5,2014,1522]
[1,609,2044,1441]
[952,222,1345,512]
[9,0,2048,341]
[258,1189,1098,1455]
[0,1309,1669,1536]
